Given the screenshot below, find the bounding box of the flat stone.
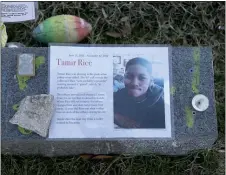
[1,46,218,156]
[17,53,35,76]
[9,94,55,137]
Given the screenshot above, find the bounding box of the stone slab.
[9,94,55,137]
[1,46,218,156]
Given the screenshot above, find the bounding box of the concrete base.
[1,47,218,156]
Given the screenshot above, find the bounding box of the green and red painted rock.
[32,15,92,43]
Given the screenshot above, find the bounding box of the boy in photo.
[114,57,165,129]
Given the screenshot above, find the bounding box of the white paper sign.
[1,2,36,22]
[48,45,172,139]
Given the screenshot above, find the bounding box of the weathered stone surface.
[9,94,55,137]
[1,46,218,156]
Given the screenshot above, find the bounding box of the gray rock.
[6,42,26,48]
[9,94,55,137]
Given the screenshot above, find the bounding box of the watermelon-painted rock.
[32,15,92,43]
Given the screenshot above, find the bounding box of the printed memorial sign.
[48,45,172,138]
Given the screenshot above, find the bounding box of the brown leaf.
[80,154,93,159]
[106,32,122,38]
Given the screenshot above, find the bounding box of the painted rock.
[32,15,92,43]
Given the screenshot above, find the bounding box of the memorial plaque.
[48,44,172,139]
[1,45,218,156]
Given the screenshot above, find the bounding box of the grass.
[1,150,222,175]
[2,1,225,175]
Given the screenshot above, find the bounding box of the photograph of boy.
[114,57,165,129]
